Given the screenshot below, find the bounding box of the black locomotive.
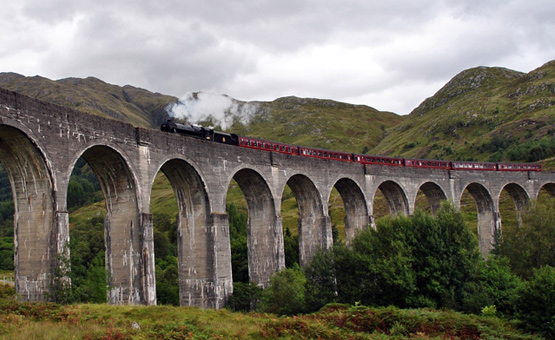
[161,119,238,145]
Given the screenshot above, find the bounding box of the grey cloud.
[2,0,554,115]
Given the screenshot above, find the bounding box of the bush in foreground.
[514,265,555,338]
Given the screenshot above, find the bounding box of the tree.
[407,203,481,309]
[227,282,263,312]
[228,203,249,283]
[155,255,179,305]
[304,201,482,311]
[514,266,555,338]
[260,265,306,315]
[499,198,555,278]
[461,256,522,316]
[348,216,415,307]
[304,247,339,311]
[283,226,299,268]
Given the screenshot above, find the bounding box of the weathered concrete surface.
[1,87,555,308]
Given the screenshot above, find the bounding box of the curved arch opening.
[280,184,299,267]
[158,159,213,307]
[227,179,249,284]
[334,178,368,245]
[0,162,14,276]
[0,125,55,301]
[284,175,328,267]
[67,157,106,303]
[498,183,529,234]
[415,182,447,215]
[328,187,346,243]
[72,145,142,304]
[538,183,555,203]
[373,181,409,226]
[230,169,282,287]
[149,171,178,305]
[460,183,495,253]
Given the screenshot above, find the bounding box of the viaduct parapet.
[0,88,553,308]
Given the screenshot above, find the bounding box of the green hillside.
[0,73,403,154]
[372,60,555,164]
[227,96,403,153]
[0,73,177,128]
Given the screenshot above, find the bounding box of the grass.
[0,285,544,340]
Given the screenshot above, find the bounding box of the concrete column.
[178,213,233,309]
[369,215,377,230]
[209,213,233,309]
[248,212,285,287]
[493,211,502,248]
[345,211,370,246]
[299,214,331,267]
[476,209,497,254]
[54,210,71,293]
[139,213,156,306]
[12,178,56,302]
[105,211,144,305]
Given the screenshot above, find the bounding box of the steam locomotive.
[161,119,542,172]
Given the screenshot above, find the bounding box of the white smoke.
[166,92,260,130]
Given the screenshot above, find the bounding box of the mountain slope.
[227,96,403,153]
[2,59,554,163]
[0,72,177,128]
[372,60,555,162]
[0,73,403,154]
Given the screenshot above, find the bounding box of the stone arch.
[157,158,216,307]
[231,168,283,286]
[0,125,56,301]
[538,183,555,198]
[417,182,448,215]
[461,183,495,253]
[284,174,330,267]
[500,183,530,229]
[74,145,144,304]
[376,180,409,217]
[333,178,368,245]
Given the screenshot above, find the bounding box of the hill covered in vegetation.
[2,60,554,165]
[372,60,555,164]
[0,73,403,154]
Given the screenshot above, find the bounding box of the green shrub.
[305,201,482,312]
[260,265,306,315]
[514,265,555,338]
[227,282,262,312]
[481,305,497,317]
[499,199,555,279]
[462,256,522,316]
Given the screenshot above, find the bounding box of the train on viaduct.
[0,87,553,309]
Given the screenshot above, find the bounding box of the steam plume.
[166,92,259,130]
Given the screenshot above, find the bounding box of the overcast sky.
[1,1,554,115]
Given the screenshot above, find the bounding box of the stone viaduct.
[1,87,554,309]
